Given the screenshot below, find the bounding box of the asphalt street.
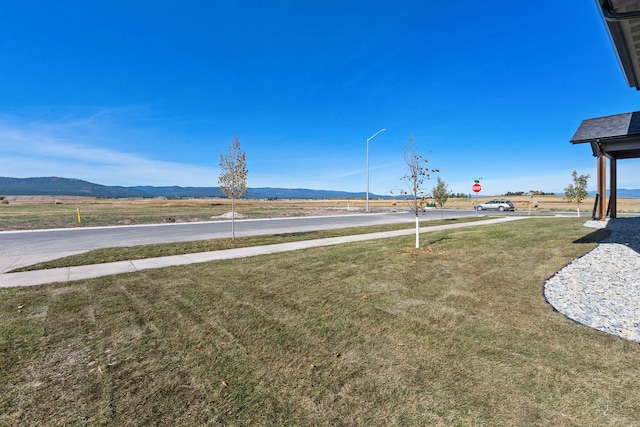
[0,209,488,273]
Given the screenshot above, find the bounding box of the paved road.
[0,217,525,287]
[0,208,550,273]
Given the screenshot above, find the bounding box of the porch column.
[610,157,617,218]
[597,150,607,220]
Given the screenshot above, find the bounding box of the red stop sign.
[472,183,482,193]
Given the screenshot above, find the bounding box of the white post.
[366,141,369,211]
[366,128,386,212]
[475,192,479,217]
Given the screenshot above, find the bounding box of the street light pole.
[366,128,386,212]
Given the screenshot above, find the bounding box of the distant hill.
[4,177,640,200]
[0,177,146,198]
[588,189,640,198]
[0,177,392,199]
[130,185,222,198]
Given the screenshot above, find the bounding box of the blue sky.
[1,1,640,196]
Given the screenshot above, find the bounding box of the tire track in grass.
[19,283,112,425]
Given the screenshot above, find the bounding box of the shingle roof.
[571,111,640,159]
[570,111,640,143]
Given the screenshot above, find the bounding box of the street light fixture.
[366,128,386,212]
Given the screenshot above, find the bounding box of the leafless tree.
[218,136,248,239]
[398,137,438,248]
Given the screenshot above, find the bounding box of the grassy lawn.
[2,217,639,425]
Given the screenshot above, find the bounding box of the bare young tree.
[564,170,590,217]
[431,175,449,219]
[218,136,248,239]
[398,137,438,248]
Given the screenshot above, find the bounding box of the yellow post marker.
[77,207,82,223]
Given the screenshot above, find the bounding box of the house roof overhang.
[596,0,640,90]
[571,111,640,158]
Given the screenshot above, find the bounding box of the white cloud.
[0,119,217,187]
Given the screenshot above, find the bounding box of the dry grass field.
[0,196,360,230]
[1,194,640,231]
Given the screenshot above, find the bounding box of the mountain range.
[0,177,394,199]
[3,177,640,199]
[590,189,640,198]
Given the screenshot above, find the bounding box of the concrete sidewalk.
[0,217,524,288]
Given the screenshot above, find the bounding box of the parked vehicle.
[475,199,515,211]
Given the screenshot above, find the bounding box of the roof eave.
[595,0,640,90]
[569,137,600,157]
